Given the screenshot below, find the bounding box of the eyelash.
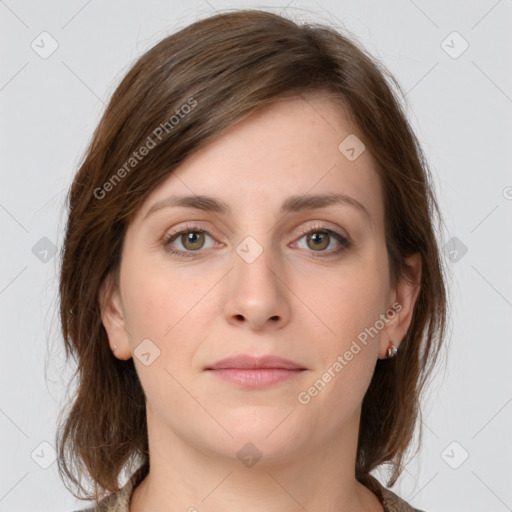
[163,222,351,259]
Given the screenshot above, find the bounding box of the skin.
[100,93,421,512]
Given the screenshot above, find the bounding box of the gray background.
[1,0,511,511]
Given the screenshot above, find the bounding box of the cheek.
[296,261,388,348]
[121,259,203,339]
[124,280,172,339]
[120,262,218,372]
[296,269,385,419]
[121,272,198,399]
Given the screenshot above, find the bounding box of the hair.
[56,7,448,504]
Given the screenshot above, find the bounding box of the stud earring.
[113,345,118,351]
[387,340,398,358]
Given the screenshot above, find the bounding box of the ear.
[378,252,422,359]
[98,273,132,360]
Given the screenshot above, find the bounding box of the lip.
[205,354,306,371]
[204,355,307,389]
[207,368,305,388]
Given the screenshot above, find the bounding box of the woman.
[57,8,447,512]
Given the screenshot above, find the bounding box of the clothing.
[74,465,425,512]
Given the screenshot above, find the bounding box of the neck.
[130,405,383,512]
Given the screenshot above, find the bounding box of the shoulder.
[72,488,127,512]
[72,464,148,512]
[358,472,426,512]
[72,487,131,512]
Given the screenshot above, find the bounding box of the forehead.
[135,94,383,224]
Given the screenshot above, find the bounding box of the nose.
[223,239,291,331]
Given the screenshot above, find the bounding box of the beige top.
[75,466,425,512]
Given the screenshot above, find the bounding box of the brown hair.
[56,8,448,503]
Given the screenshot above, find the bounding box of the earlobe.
[379,252,422,359]
[98,274,132,360]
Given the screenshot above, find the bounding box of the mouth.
[204,354,307,388]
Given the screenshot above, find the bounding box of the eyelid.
[164,222,217,240]
[295,221,349,240]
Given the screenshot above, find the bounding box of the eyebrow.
[143,193,370,220]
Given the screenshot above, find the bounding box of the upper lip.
[206,355,306,370]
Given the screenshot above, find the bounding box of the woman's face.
[101,94,419,464]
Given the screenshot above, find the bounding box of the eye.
[293,224,351,257]
[163,224,218,257]
[162,223,351,259]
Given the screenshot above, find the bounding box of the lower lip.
[206,368,305,388]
